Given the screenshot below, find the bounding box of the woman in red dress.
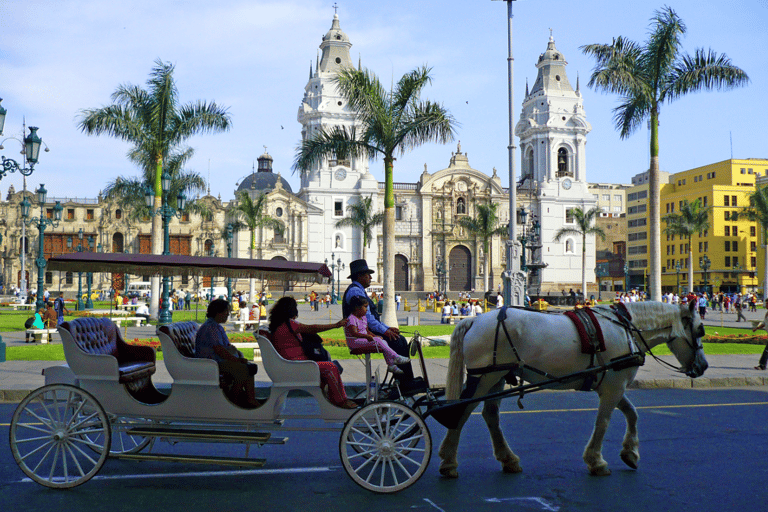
[268,297,357,409]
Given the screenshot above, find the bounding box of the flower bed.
[704,334,767,345]
[126,338,161,350]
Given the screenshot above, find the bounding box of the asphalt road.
[2,388,767,512]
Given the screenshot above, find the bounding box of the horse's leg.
[481,380,522,474]
[616,395,639,469]
[438,372,506,478]
[583,381,626,476]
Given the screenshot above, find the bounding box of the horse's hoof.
[501,460,523,473]
[589,466,612,476]
[621,451,639,469]
[439,467,459,479]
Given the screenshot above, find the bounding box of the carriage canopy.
[46,253,332,284]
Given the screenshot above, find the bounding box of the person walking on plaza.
[752,307,768,370]
[697,293,708,320]
[735,295,747,322]
[53,292,70,326]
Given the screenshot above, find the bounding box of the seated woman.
[268,297,357,409]
[195,298,261,408]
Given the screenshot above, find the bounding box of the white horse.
[436,301,707,477]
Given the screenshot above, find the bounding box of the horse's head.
[668,302,708,378]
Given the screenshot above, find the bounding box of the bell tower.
[515,35,597,294]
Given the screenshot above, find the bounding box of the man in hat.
[342,259,422,392]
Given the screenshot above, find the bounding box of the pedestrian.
[697,293,707,320]
[53,292,70,326]
[735,297,747,322]
[752,307,768,370]
[395,293,401,311]
[496,292,504,309]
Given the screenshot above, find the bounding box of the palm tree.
[663,199,710,294]
[581,6,749,301]
[739,187,768,300]
[234,189,284,302]
[456,202,507,294]
[553,206,606,299]
[78,58,231,318]
[293,66,455,326]
[334,195,384,260]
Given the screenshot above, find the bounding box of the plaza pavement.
[1,302,768,402]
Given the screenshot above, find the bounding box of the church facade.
[0,16,592,298]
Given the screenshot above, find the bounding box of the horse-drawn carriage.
[8,253,709,492]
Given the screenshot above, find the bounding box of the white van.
[126,281,152,298]
[202,286,229,301]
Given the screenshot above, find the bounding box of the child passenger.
[344,296,410,374]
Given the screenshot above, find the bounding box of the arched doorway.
[449,245,471,291]
[269,256,289,292]
[394,255,409,291]
[112,232,124,253]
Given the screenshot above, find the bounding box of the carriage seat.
[61,317,156,385]
[159,321,198,358]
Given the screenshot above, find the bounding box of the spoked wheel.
[10,384,111,488]
[339,401,431,493]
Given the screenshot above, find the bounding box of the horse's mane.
[624,302,686,338]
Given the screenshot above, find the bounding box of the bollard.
[0,335,5,363]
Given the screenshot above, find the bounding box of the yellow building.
[659,159,768,295]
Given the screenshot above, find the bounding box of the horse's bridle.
[635,310,704,375]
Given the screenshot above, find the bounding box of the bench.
[13,303,34,311]
[110,317,147,327]
[117,303,141,311]
[59,317,157,396]
[25,328,58,343]
[232,319,265,332]
[447,315,472,324]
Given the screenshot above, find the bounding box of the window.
[181,275,189,286]
[703,241,708,252]
[671,245,675,255]
[725,256,731,267]
[724,211,731,220]
[751,226,757,237]
[724,226,730,236]
[733,257,739,267]
[46,208,53,219]
[602,194,610,201]
[181,212,189,222]
[725,241,731,251]
[614,195,622,202]
[86,209,94,220]
[565,208,575,224]
[740,168,746,174]
[752,257,757,268]
[733,241,738,251]
[395,205,403,221]
[724,195,730,206]
[275,207,283,217]
[613,206,621,212]
[733,226,738,236]
[732,195,737,207]
[698,242,702,252]
[274,231,285,244]
[703,196,708,207]
[628,218,647,228]
[67,209,75,220]
[115,209,122,220]
[557,148,570,176]
[751,241,757,251]
[334,200,343,217]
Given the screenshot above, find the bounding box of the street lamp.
[209,244,216,303]
[21,184,62,311]
[325,253,338,304]
[224,223,238,303]
[699,255,711,294]
[335,257,345,302]
[0,101,45,181]
[675,260,682,296]
[623,262,629,293]
[67,229,86,310]
[85,234,95,308]
[145,171,187,324]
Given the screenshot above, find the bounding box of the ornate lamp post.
[0,101,44,181]
[675,260,682,296]
[209,245,216,303]
[145,171,187,324]
[20,184,62,311]
[85,234,95,308]
[623,262,629,293]
[224,223,238,303]
[699,255,711,294]
[67,229,86,310]
[336,257,345,301]
[325,253,337,304]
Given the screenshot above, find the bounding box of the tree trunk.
[482,239,489,294]
[149,158,163,320]
[763,229,767,300]
[648,106,662,301]
[688,239,694,294]
[249,229,255,304]
[381,157,397,327]
[582,235,588,301]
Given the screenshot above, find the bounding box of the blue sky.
[1,0,765,201]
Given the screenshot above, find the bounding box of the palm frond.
[665,48,749,101]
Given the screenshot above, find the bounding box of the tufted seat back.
[62,317,120,358]
[161,321,199,358]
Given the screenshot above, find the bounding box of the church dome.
[235,151,293,194]
[323,14,349,44]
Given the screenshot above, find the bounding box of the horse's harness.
[468,303,704,391]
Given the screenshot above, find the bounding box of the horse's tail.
[446,317,475,400]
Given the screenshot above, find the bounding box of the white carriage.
[8,253,434,493]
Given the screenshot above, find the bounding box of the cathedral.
[0,15,595,297]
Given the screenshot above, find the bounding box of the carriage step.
[125,427,273,444]
[113,453,266,467]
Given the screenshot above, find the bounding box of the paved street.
[2,388,767,512]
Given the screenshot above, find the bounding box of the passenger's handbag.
[298,331,343,375]
[24,317,34,329]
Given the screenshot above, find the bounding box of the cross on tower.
[333,3,338,14]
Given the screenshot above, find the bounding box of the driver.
[342,259,424,393]
[195,299,261,408]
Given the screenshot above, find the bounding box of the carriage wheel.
[339,401,431,493]
[10,384,111,488]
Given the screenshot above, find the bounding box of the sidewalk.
[1,304,767,402]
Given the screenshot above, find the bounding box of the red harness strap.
[564,307,607,354]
